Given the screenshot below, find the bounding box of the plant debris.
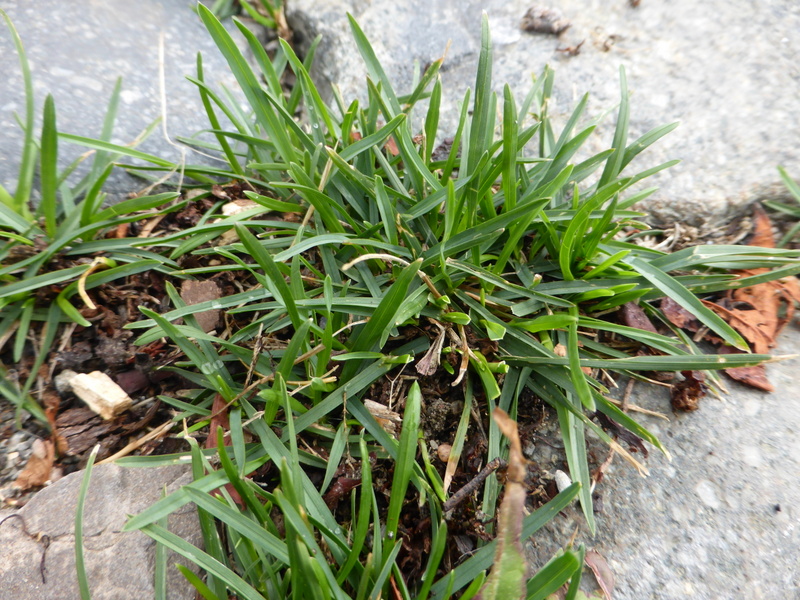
[521,6,571,35]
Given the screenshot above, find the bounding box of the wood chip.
[69,371,133,420]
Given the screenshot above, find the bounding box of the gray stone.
[0,0,262,203]
[526,330,800,599]
[287,0,800,226]
[0,463,201,600]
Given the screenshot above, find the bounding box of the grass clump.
[4,4,800,599]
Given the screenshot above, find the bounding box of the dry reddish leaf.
[662,206,799,391]
[619,302,659,334]
[14,439,55,490]
[700,300,774,354]
[323,476,360,509]
[670,370,707,411]
[747,203,775,248]
[717,346,774,391]
[660,297,701,331]
[384,137,400,156]
[585,550,615,599]
[206,393,244,507]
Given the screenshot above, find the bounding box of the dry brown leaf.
[585,550,615,599]
[717,346,775,391]
[384,137,400,156]
[747,203,775,248]
[700,300,774,354]
[664,206,799,391]
[14,439,56,491]
[619,302,659,334]
[415,326,447,376]
[670,370,708,411]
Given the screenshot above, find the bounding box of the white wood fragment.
[70,371,133,420]
[221,199,262,217]
[364,399,402,437]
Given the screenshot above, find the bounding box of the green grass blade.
[197,5,296,163]
[598,66,630,187]
[384,381,422,542]
[525,551,581,600]
[235,223,304,330]
[140,523,267,600]
[75,445,100,600]
[1,9,35,218]
[624,255,748,350]
[39,94,59,237]
[341,259,422,381]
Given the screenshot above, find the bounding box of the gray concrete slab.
[0,0,260,203]
[526,329,800,599]
[287,0,800,226]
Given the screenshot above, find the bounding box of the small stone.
[694,479,722,509]
[437,443,452,462]
[520,6,571,35]
[554,469,572,493]
[53,369,78,395]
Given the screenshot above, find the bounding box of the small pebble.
[437,443,452,462]
[554,469,572,493]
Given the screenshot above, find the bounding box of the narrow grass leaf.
[75,445,100,600]
[385,382,421,542]
[624,255,748,350]
[525,552,581,600]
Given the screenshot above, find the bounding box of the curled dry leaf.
[14,439,56,491]
[474,409,529,600]
[521,6,571,35]
[415,326,447,376]
[717,346,774,392]
[585,549,615,599]
[670,370,707,411]
[660,205,800,391]
[364,399,402,437]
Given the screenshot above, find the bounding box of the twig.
[621,377,635,412]
[443,457,506,512]
[97,420,175,464]
[0,514,50,583]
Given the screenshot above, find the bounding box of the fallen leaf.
[415,326,447,376]
[384,137,400,156]
[323,476,360,509]
[660,297,701,331]
[747,202,775,248]
[717,346,774,392]
[670,370,707,411]
[14,439,55,490]
[593,412,648,456]
[585,550,615,599]
[619,302,659,334]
